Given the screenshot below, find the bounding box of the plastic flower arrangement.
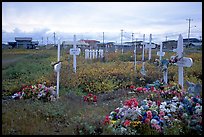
[103,92,202,135]
[83,93,97,104]
[11,83,57,101]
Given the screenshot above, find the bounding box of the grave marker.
[140,62,146,76]
[171,34,193,88]
[145,34,154,60]
[141,34,146,76]
[53,42,61,98]
[157,42,165,60]
[70,35,81,73]
[134,43,136,71]
[142,34,145,61]
[161,59,169,84]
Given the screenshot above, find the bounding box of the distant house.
[7,37,39,49]
[162,40,177,49]
[183,38,202,48]
[15,37,32,48]
[162,38,202,49]
[79,40,100,49]
[62,40,89,49]
[97,42,115,48]
[8,42,17,49]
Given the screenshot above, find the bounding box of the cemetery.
[2,34,202,135]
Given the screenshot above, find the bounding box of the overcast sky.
[2,2,202,44]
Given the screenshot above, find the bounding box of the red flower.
[93,95,97,102]
[137,115,143,121]
[124,98,138,108]
[103,115,110,125]
[83,96,88,102]
[123,120,131,127]
[146,111,152,119]
[130,85,135,90]
[88,93,93,97]
[150,86,155,91]
[136,87,143,92]
[157,100,161,106]
[144,118,150,124]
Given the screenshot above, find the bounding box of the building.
[162,38,202,49]
[79,40,100,49]
[62,40,89,49]
[162,40,177,49]
[7,37,39,49]
[15,37,33,48]
[8,42,17,49]
[183,38,202,48]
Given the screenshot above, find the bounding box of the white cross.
[157,42,165,60]
[140,62,146,76]
[145,34,153,60]
[171,34,193,88]
[161,59,169,84]
[70,35,81,73]
[142,34,145,61]
[53,42,61,98]
[134,44,136,72]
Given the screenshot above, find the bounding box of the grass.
[2,48,202,135]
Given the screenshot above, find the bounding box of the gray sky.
[2,2,202,44]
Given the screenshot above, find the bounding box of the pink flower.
[154,124,161,132]
[146,111,152,119]
[123,120,131,127]
[144,118,150,124]
[159,111,165,118]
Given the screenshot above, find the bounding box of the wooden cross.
[145,34,154,60]
[53,42,61,98]
[171,34,193,88]
[69,35,81,73]
[157,42,165,61]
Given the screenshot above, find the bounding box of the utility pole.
[121,29,123,54]
[166,36,168,41]
[186,18,193,48]
[54,32,56,46]
[47,37,48,45]
[103,32,104,47]
[42,37,43,45]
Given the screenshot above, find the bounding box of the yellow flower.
[110,120,117,125]
[131,121,141,127]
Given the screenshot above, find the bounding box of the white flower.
[170,104,177,112]
[151,119,158,125]
[164,116,169,120]
[165,108,170,113]
[12,93,19,99]
[120,127,127,133]
[172,96,178,102]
